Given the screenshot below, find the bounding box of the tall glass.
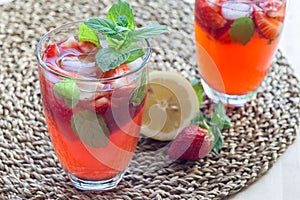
[194,0,286,106]
[36,21,150,191]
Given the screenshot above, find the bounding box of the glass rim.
[36,20,151,82]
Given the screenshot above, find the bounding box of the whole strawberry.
[168,125,212,161]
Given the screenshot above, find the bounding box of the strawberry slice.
[253,6,283,39]
[101,64,131,78]
[78,41,98,53]
[195,0,227,30]
[207,0,226,12]
[45,43,60,58]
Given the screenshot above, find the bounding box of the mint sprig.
[54,79,80,108]
[191,102,231,153]
[190,79,204,107]
[78,23,100,46]
[79,0,169,72]
[229,17,255,45]
[107,0,135,30]
[130,69,147,106]
[71,110,110,148]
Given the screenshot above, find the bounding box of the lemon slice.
[141,71,199,141]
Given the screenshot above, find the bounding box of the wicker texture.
[0,0,299,199]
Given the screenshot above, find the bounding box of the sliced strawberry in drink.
[78,41,98,53]
[195,0,227,30]
[93,96,110,115]
[253,6,283,39]
[46,63,82,78]
[209,21,233,43]
[207,0,226,12]
[45,43,60,58]
[101,64,131,79]
[44,96,78,141]
[60,36,78,49]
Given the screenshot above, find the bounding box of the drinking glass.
[36,21,150,191]
[194,0,286,106]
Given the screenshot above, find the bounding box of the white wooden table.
[234,0,300,199]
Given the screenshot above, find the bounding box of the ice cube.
[111,77,130,88]
[208,0,222,11]
[60,55,99,77]
[77,82,105,100]
[221,2,252,20]
[127,57,143,70]
[259,0,283,18]
[60,36,77,48]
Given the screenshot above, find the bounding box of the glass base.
[201,79,257,107]
[68,170,126,191]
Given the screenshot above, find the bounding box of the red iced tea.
[194,0,286,95]
[39,37,147,181]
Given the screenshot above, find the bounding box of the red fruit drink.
[194,0,286,106]
[37,22,150,189]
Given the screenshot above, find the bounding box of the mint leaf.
[71,110,110,148]
[54,79,80,108]
[191,112,210,130]
[190,79,204,107]
[211,102,231,129]
[79,0,169,73]
[78,23,100,46]
[211,126,224,153]
[116,16,129,27]
[191,102,231,154]
[107,0,135,30]
[229,17,254,45]
[84,18,120,36]
[126,25,169,43]
[130,69,147,106]
[96,47,130,72]
[126,45,145,63]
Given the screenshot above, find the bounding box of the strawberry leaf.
[71,110,110,148]
[229,17,254,45]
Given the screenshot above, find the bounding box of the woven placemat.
[0,0,300,199]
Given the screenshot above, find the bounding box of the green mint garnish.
[229,17,255,45]
[130,69,147,106]
[211,102,231,130]
[125,45,145,63]
[116,16,129,28]
[96,47,130,72]
[191,102,231,153]
[71,110,110,148]
[107,0,135,30]
[54,79,80,108]
[79,0,169,72]
[190,79,204,107]
[84,18,124,37]
[78,23,100,46]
